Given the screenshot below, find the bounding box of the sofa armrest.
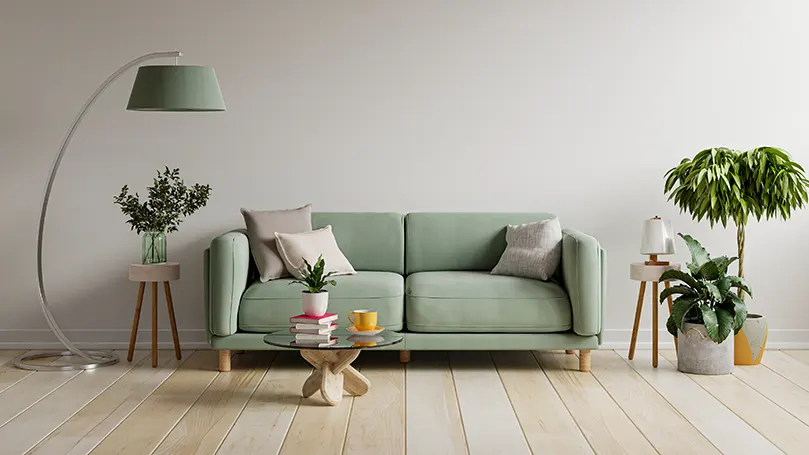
[561,228,606,337]
[205,230,251,337]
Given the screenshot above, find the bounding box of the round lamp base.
[13,350,119,371]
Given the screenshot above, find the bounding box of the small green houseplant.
[290,256,337,317]
[664,147,808,293]
[659,234,751,374]
[114,167,211,264]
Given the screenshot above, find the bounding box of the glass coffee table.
[264,330,403,406]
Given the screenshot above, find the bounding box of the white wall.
[2,0,808,349]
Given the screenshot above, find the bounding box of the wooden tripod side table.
[629,262,680,368]
[128,262,182,367]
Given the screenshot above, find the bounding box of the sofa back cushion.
[405,212,557,273]
[312,212,404,274]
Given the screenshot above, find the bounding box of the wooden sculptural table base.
[300,350,370,406]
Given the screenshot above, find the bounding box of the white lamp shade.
[640,218,675,255]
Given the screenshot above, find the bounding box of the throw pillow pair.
[241,204,355,282]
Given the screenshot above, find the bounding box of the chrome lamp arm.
[16,51,182,371]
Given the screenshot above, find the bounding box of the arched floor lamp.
[14,51,226,371]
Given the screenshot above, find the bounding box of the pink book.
[290,323,338,335]
[289,313,338,325]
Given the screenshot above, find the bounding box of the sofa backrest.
[405,212,557,273]
[312,212,404,274]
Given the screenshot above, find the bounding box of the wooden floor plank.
[0,351,144,454]
[589,351,720,454]
[29,350,186,455]
[153,352,267,455]
[0,355,82,427]
[450,351,531,455]
[278,353,352,455]
[343,352,405,455]
[661,350,809,454]
[731,357,809,427]
[534,351,657,454]
[766,351,809,392]
[491,351,592,454]
[783,350,809,366]
[216,353,308,455]
[88,350,219,455]
[405,351,468,455]
[0,351,33,394]
[623,350,782,455]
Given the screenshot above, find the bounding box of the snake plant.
[659,234,752,344]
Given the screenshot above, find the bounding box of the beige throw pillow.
[491,218,563,281]
[274,225,357,279]
[241,204,312,282]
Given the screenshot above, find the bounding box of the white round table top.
[630,262,680,282]
[129,262,180,282]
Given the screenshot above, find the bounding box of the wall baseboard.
[0,329,209,350]
[2,328,808,350]
[600,328,809,350]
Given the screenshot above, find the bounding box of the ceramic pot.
[302,291,329,317]
[677,322,734,375]
[734,314,768,365]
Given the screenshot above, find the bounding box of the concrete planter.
[677,322,734,375]
[735,314,768,365]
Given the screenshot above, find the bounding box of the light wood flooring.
[1,349,808,454]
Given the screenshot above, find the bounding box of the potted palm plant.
[660,234,751,375]
[664,146,808,363]
[290,255,337,317]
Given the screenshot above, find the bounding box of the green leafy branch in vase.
[289,256,338,293]
[113,167,212,234]
[659,234,751,344]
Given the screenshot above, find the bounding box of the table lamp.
[14,51,225,372]
[640,216,675,265]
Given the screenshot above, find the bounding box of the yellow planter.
[734,314,768,365]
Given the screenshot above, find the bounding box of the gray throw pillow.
[491,218,563,281]
[241,204,312,282]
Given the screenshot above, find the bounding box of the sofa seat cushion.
[239,271,404,332]
[405,271,571,333]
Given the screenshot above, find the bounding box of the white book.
[293,338,337,348]
[293,323,338,333]
[295,333,332,342]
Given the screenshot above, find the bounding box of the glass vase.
[142,231,167,264]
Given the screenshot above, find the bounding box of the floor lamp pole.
[14,52,182,371]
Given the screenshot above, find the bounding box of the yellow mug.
[347,309,378,331]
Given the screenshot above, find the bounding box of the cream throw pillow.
[491,218,563,281]
[274,225,357,279]
[241,204,312,282]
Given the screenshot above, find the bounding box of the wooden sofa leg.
[565,350,575,354]
[399,350,411,364]
[579,350,591,372]
[219,350,232,372]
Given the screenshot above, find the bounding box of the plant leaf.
[700,307,721,343]
[659,269,701,289]
[704,282,722,303]
[670,296,697,335]
[715,308,734,343]
[679,233,711,267]
[726,276,753,297]
[658,285,696,303]
[729,293,748,334]
[695,260,720,280]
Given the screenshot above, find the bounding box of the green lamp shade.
[127,65,226,112]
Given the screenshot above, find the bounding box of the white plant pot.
[302,291,329,317]
[677,322,734,375]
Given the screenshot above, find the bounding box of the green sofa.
[204,212,606,372]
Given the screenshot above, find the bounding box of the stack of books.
[289,313,338,347]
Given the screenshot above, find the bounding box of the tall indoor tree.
[664,147,809,297]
